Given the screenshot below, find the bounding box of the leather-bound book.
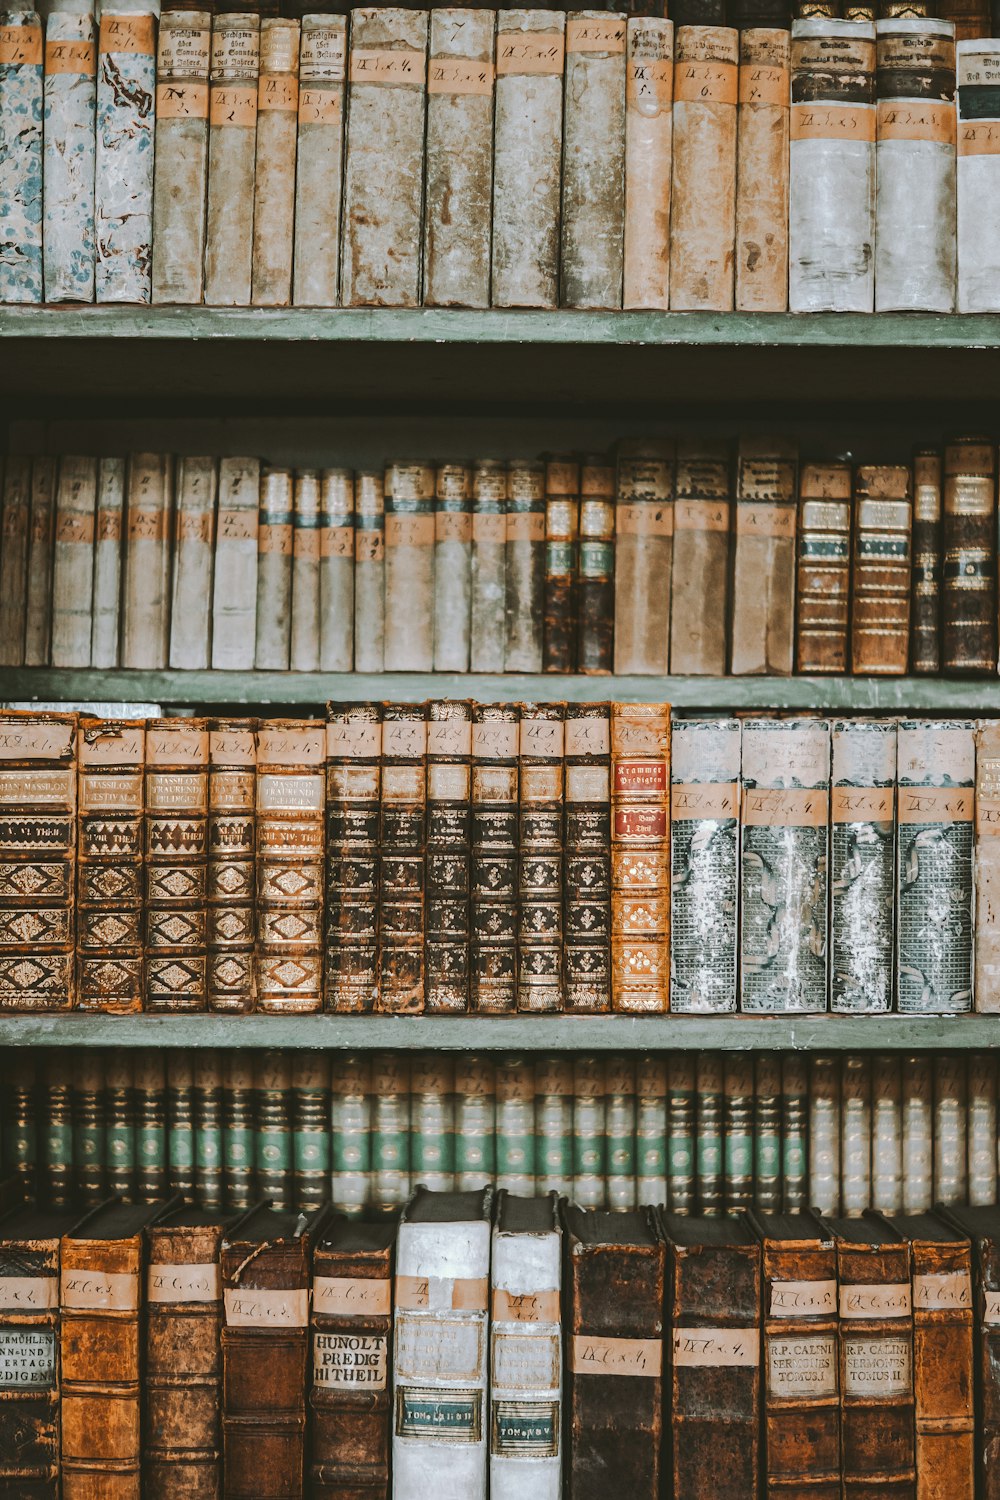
[470,705,519,1015]
[660,1212,761,1500]
[135,1051,168,1205]
[377,706,426,1014]
[669,24,738,311]
[976,720,1000,1011]
[851,464,913,675]
[105,1051,137,1202]
[207,718,257,1016]
[0,711,77,1013]
[725,1056,755,1213]
[76,718,145,1015]
[43,1052,74,1209]
[610,702,670,1013]
[254,1053,293,1212]
[937,1203,1000,1499]
[613,439,674,675]
[426,701,472,1016]
[309,1212,397,1499]
[433,463,472,674]
[292,1054,330,1213]
[330,1054,372,1216]
[221,1203,331,1500]
[564,1204,665,1500]
[736,28,790,311]
[577,454,616,674]
[152,9,212,306]
[518,704,565,1014]
[942,437,996,673]
[384,461,435,673]
[561,11,627,311]
[669,439,731,675]
[325,703,382,1014]
[504,460,546,673]
[251,17,299,309]
[193,1054,224,1212]
[145,1204,232,1500]
[731,434,798,676]
[222,1055,254,1211]
[623,18,674,311]
[255,720,325,1015]
[543,457,580,674]
[564,703,611,1015]
[293,15,347,309]
[470,459,506,674]
[670,717,740,1013]
[795,460,852,674]
[144,719,209,1014]
[0,457,30,667]
[747,1208,841,1500]
[61,1197,176,1500]
[831,719,895,1013]
[910,451,942,674]
[204,13,260,307]
[73,1052,106,1207]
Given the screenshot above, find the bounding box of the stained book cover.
[623,17,673,312]
[795,461,851,674]
[51,456,99,669]
[610,702,670,1014]
[518,704,564,1014]
[542,457,579,674]
[613,439,674,675]
[43,6,95,304]
[911,451,942,674]
[669,439,730,675]
[207,718,256,1016]
[577,455,615,674]
[144,719,209,1015]
[504,460,545,673]
[669,24,738,311]
[251,17,300,308]
[941,437,996,673]
[956,41,1000,313]
[433,463,471,673]
[293,16,347,309]
[325,703,381,1015]
[76,718,145,1015]
[426,701,472,1015]
[95,9,156,303]
[377,705,426,1014]
[564,704,611,1014]
[255,721,325,1015]
[851,464,913,675]
[830,719,896,1014]
[152,10,211,305]
[204,13,259,308]
[937,1203,1000,1500]
[560,12,626,311]
[470,705,519,1015]
[736,28,789,311]
[730,434,798,676]
[384,462,435,673]
[670,717,740,1013]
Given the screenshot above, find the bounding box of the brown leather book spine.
[795,462,852,674]
[950,1213,1000,1499]
[942,437,997,673]
[325,703,382,1015]
[145,1220,226,1500]
[543,456,580,673]
[0,710,77,1012]
[470,705,519,1016]
[255,720,325,1015]
[565,703,612,1014]
[518,703,565,1014]
[669,440,731,674]
[730,434,798,675]
[670,24,738,311]
[911,450,942,674]
[735,28,789,311]
[851,464,913,676]
[0,1217,66,1496]
[377,705,426,1014]
[425,700,472,1015]
[611,701,670,1014]
[208,718,257,1016]
[909,1230,975,1500]
[76,719,145,1014]
[577,454,616,674]
[145,718,210,1013]
[613,439,674,675]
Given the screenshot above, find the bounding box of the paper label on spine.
[767,1334,837,1398]
[673,1327,760,1366]
[984,1290,1000,1324]
[843,1335,912,1396]
[743,789,828,828]
[914,1272,971,1310]
[770,1279,837,1317]
[314,1276,390,1316]
[99,13,155,55]
[675,58,737,105]
[0,1276,57,1310]
[299,88,341,123]
[61,1270,138,1311]
[740,63,788,105]
[736,503,796,539]
[570,1334,662,1376]
[0,25,41,63]
[350,48,425,83]
[671,782,738,821]
[395,1313,485,1381]
[45,39,95,73]
[224,1288,309,1327]
[0,1329,55,1388]
[314,1330,387,1388]
[833,787,893,823]
[567,16,625,52]
[674,499,729,532]
[492,1398,559,1456]
[428,56,494,94]
[839,1283,911,1319]
[878,100,955,143]
[396,1387,482,1442]
[492,1326,561,1387]
[791,102,875,140]
[395,1274,488,1312]
[897,787,973,823]
[148,1263,220,1303]
[496,32,564,75]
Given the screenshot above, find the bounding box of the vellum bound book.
[830,719,896,1014]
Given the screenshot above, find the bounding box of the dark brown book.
[517,703,565,1014]
[425,701,471,1015]
[309,1213,397,1499]
[577,454,615,674]
[76,719,145,1014]
[325,703,382,1015]
[543,455,580,673]
[564,703,611,1014]
[942,437,997,674]
[659,1212,761,1500]
[795,462,851,674]
[207,718,257,1016]
[221,1202,331,1500]
[470,705,519,1016]
[937,1203,1000,1500]
[563,1203,665,1500]
[910,450,942,674]
[144,718,210,1013]
[851,465,913,676]
[377,705,426,1014]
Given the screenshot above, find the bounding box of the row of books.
[2,436,997,677]
[4,1185,1000,1498]
[5,1047,997,1218]
[3,704,1000,1015]
[9,5,1000,313]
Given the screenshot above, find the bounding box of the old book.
[789,19,876,312]
[518,704,564,1014]
[542,456,579,674]
[252,17,299,308]
[23,456,55,667]
[623,17,673,310]
[564,703,611,1015]
[106,1049,137,1201]
[871,1055,903,1216]
[494,1061,534,1197]
[730,434,798,676]
[492,9,565,308]
[144,718,209,1014]
[534,1056,571,1198]
[795,460,852,674]
[747,1208,840,1499]
[470,460,506,674]
[221,1203,329,1500]
[292,15,346,307]
[342,8,428,308]
[754,1053,783,1215]
[151,8,211,305]
[423,8,494,308]
[728,1058,757,1211]
[329,1054,371,1213]
[577,455,615,674]
[561,11,626,309]
[504,459,545,672]
[409,1053,455,1196]
[959,40,1000,311]
[433,463,472,674]
[207,718,256,1015]
[0,456,30,665]
[72,1051,106,1206]
[377,705,426,1014]
[736,28,790,310]
[169,456,217,671]
[43,5,96,303]
[162,1052,193,1203]
[489,1192,562,1500]
[660,1213,761,1500]
[393,1187,492,1499]
[608,1063,638,1207]
[94,7,155,303]
[454,1055,496,1194]
[145,1204,230,1500]
[211,456,259,671]
[610,701,670,1014]
[670,717,740,1013]
[76,718,144,1014]
[310,1213,396,1499]
[911,450,942,674]
[470,705,519,1015]
[290,470,321,672]
[135,1049,168,1205]
[255,466,293,671]
[50,455,98,668]
[902,1056,933,1216]
[635,1055,667,1206]
[976,721,1000,1010]
[90,455,125,669]
[0,5,42,302]
[694,1052,723,1215]
[255,720,325,1015]
[935,1056,969,1207]
[896,720,974,1013]
[121,452,173,670]
[936,1203,1000,1499]
[204,12,259,306]
[851,463,913,675]
[670,24,738,310]
[942,437,996,673]
[425,701,472,1016]
[740,717,830,1013]
[354,471,385,673]
[291,1053,330,1212]
[830,718,896,1014]
[325,703,381,1014]
[384,461,435,672]
[42,1050,73,1208]
[572,1056,606,1208]
[371,1053,411,1210]
[220,1053,254,1211]
[253,1052,293,1211]
[318,468,355,672]
[669,439,730,675]
[564,1204,664,1500]
[967,1054,997,1203]
[613,439,673,675]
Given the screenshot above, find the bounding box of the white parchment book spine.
[169,454,217,669]
[89,454,125,668]
[95,6,156,302]
[51,454,98,667]
[151,8,212,305]
[24,455,56,665]
[211,455,259,670]
[121,451,174,669]
[255,464,293,670]
[489,1214,561,1500]
[43,7,97,302]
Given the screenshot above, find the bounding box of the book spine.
[669,23,738,310]
[561,10,626,310]
[577,454,615,674]
[789,18,876,312]
[875,17,956,312]
[410,1053,455,1192]
[902,1054,933,1214]
[470,459,507,673]
[292,14,346,307]
[795,460,851,674]
[290,469,322,671]
[330,1053,372,1213]
[897,719,975,1013]
[977,721,1000,1011]
[730,434,798,675]
[782,1054,809,1211]
[377,705,427,1014]
[254,465,293,670]
[910,1234,975,1500]
[121,451,174,670]
[489,1216,562,1500]
[872,1054,903,1213]
[168,455,217,670]
[470,705,519,1015]
[543,456,579,674]
[433,462,473,673]
[254,1049,292,1208]
[934,1053,968,1205]
[518,703,565,1014]
[735,27,789,310]
[292,1052,330,1211]
[2,1052,36,1199]
[606,1055,636,1209]
[76,720,145,1014]
[24,456,55,667]
[223,1052,254,1208]
[504,459,546,672]
[0,456,30,665]
[74,1051,106,1204]
[51,456,98,668]
[42,1051,73,1205]
[967,1052,997,1203]
[342,5,428,307]
[911,450,942,673]
[956,40,1000,312]
[635,1055,667,1205]
[455,1054,496,1192]
[670,717,740,1013]
[384,460,436,671]
[353,470,385,673]
[611,701,671,1013]
[0,7,42,303]
[740,717,830,1013]
[942,437,997,672]
[211,456,260,670]
[252,16,299,308]
[43,7,96,303]
[612,439,673,675]
[371,1052,410,1208]
[151,9,211,305]
[134,1049,167,1203]
[496,1055,535,1194]
[166,1050,194,1198]
[491,8,565,309]
[535,1055,572,1195]
[669,441,730,674]
[564,703,611,1015]
[623,17,673,310]
[830,720,896,1014]
[851,463,913,674]
[318,468,354,671]
[423,6,494,308]
[425,700,472,1016]
[204,11,259,307]
[841,1053,872,1214]
[325,702,381,1014]
[0,1227,61,1491]
[89,456,124,669]
[95,8,155,303]
[753,1053,782,1214]
[837,1237,916,1497]
[195,1051,222,1205]
[695,1050,723,1213]
[144,718,209,1014]
[255,720,326,1014]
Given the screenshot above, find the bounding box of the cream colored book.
[169,455,217,669]
[121,452,174,670]
[293,14,346,306]
[24,456,56,665]
[51,454,98,668]
[89,455,125,669]
[252,17,300,306]
[211,456,260,670]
